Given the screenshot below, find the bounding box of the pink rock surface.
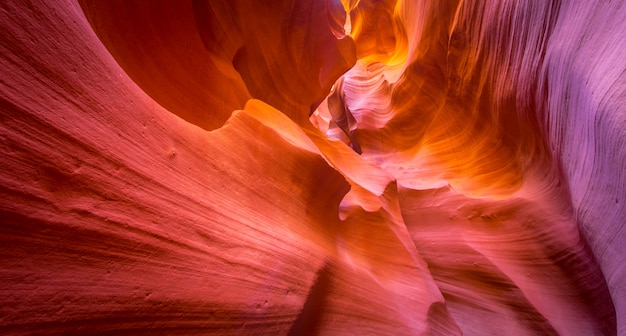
[0,0,624,334]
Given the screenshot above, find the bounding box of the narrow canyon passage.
[0,0,625,335]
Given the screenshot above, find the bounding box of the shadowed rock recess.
[0,0,624,335]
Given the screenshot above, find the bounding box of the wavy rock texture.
[0,0,624,335]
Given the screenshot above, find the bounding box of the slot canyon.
[1,0,625,334]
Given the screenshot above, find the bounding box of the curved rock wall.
[0,0,624,334]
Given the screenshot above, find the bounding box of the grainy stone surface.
[0,0,624,335]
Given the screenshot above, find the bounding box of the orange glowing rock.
[80,0,357,129]
[0,0,625,335]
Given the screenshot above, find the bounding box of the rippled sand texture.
[1,0,624,335]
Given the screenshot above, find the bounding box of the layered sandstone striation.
[0,0,624,335]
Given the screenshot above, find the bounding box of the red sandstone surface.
[1,0,625,335]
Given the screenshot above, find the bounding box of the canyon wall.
[0,0,624,334]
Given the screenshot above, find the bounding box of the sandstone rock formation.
[0,0,624,334]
